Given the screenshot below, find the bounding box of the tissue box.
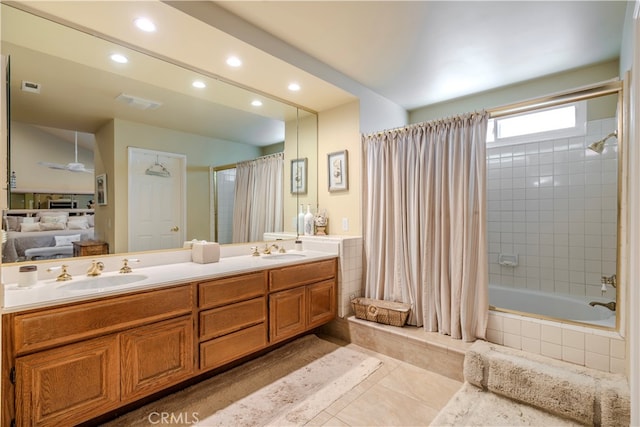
[191,241,220,264]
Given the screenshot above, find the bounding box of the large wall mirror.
[1,4,318,263]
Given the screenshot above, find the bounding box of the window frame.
[487,101,586,147]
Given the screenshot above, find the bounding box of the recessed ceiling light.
[192,80,206,89]
[251,100,263,107]
[110,54,128,64]
[135,17,156,32]
[226,56,242,67]
[288,83,301,92]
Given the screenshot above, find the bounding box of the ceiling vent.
[21,80,41,94]
[115,93,162,110]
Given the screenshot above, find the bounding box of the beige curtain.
[362,112,488,341]
[232,153,284,243]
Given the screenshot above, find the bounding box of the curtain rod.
[488,79,622,118]
[364,79,622,138]
[236,151,283,166]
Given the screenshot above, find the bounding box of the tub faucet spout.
[589,301,616,311]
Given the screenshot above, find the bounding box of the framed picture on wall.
[328,150,348,192]
[291,158,307,194]
[96,173,107,205]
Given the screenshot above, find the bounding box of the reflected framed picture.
[96,173,107,206]
[328,150,348,192]
[290,158,307,194]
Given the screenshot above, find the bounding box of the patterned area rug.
[104,334,381,427]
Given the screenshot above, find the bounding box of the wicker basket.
[351,297,411,327]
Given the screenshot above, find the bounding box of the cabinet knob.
[171,226,179,232]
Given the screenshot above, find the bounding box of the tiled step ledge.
[320,316,473,381]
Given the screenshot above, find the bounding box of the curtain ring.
[367,305,379,317]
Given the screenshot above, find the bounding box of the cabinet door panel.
[121,316,194,401]
[200,297,266,341]
[269,287,306,343]
[306,279,336,329]
[16,335,119,427]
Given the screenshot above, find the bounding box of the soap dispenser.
[304,205,314,236]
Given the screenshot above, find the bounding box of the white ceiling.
[216,1,628,110]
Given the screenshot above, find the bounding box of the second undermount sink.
[58,274,149,291]
[260,253,306,260]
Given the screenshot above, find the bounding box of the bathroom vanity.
[1,255,337,427]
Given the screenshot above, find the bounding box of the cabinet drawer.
[199,272,266,309]
[200,297,266,341]
[13,285,193,355]
[269,258,337,292]
[200,323,267,370]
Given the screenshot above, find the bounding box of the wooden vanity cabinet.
[2,257,338,427]
[4,285,194,427]
[197,272,268,371]
[269,259,337,344]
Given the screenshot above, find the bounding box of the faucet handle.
[47,265,72,281]
[250,246,260,256]
[120,258,140,274]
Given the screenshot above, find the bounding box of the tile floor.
[308,335,463,426]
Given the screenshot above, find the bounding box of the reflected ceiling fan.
[38,131,94,173]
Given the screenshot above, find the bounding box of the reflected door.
[128,148,186,252]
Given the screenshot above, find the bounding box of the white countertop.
[2,250,337,313]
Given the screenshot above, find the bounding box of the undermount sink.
[260,253,306,260]
[57,274,149,291]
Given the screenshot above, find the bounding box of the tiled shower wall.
[487,117,618,299]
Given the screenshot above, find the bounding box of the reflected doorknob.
[171,226,179,232]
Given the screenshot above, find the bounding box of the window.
[487,101,586,146]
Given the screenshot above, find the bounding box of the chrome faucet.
[589,301,616,311]
[87,260,104,277]
[601,274,617,289]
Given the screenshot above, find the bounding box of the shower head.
[587,131,617,154]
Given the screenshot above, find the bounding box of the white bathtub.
[489,284,616,328]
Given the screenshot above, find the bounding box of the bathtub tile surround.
[487,117,618,300]
[487,310,625,374]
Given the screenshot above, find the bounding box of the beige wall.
[318,100,361,235]
[10,122,94,194]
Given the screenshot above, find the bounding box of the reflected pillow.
[55,234,81,247]
[41,222,66,231]
[41,215,67,225]
[4,216,19,231]
[37,211,69,219]
[20,222,41,232]
[67,219,89,230]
